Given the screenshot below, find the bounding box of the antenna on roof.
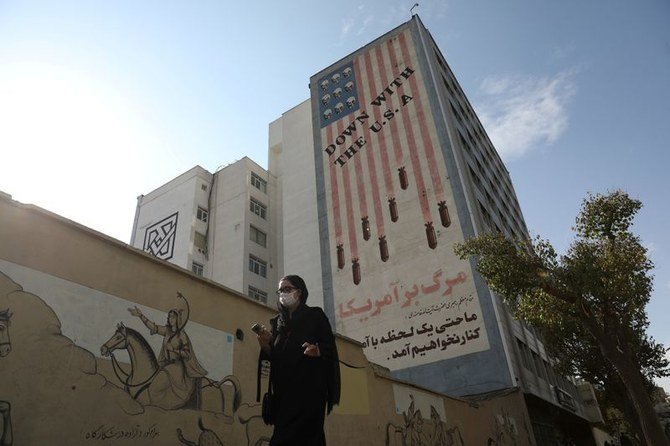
[410,3,419,16]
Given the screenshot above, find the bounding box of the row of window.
[517,339,553,384]
[192,261,270,304]
[249,255,267,278]
[195,177,270,303]
[449,94,518,207]
[434,52,526,233]
[251,172,267,194]
[461,131,526,237]
[452,101,524,229]
[439,85,525,233]
[250,197,266,219]
[197,206,208,222]
[192,261,271,305]
[250,225,266,247]
[248,285,268,303]
[200,171,267,194]
[248,173,269,295]
[198,197,267,223]
[192,254,269,278]
[192,226,268,271]
[516,338,580,403]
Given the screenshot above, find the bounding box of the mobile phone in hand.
[251,323,262,334]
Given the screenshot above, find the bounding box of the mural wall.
[311,26,489,370]
[0,266,271,445]
[0,194,534,445]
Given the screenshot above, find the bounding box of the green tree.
[455,191,668,446]
[542,300,666,443]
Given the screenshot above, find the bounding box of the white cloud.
[357,15,375,36]
[340,16,357,39]
[644,241,657,254]
[474,71,576,160]
[339,3,450,44]
[549,44,577,62]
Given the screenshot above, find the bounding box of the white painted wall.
[268,100,325,310]
[131,161,277,304]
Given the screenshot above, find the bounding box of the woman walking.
[256,275,340,446]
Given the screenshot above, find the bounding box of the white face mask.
[279,292,299,308]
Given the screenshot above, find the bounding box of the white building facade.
[130,158,278,304]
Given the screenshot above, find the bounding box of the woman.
[256,275,340,446]
[128,299,207,410]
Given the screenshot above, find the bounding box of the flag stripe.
[398,31,446,204]
[376,42,405,167]
[361,51,395,204]
[351,122,369,229]
[386,34,432,224]
[326,123,343,246]
[353,57,386,238]
[337,119,359,260]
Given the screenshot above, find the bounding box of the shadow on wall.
[0,269,271,445]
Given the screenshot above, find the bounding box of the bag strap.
[256,351,263,402]
[256,350,273,402]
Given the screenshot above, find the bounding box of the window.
[250,172,267,194]
[544,360,558,386]
[532,352,548,381]
[248,286,268,304]
[194,232,207,250]
[249,256,267,278]
[192,262,204,276]
[516,339,534,372]
[250,198,267,219]
[434,49,446,70]
[250,225,267,247]
[197,206,208,222]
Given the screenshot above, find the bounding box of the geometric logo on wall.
[143,212,178,260]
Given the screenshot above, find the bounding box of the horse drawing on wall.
[386,396,465,446]
[0,309,14,446]
[386,396,428,445]
[100,322,241,415]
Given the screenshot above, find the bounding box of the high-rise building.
[270,15,598,443]
[134,14,599,443]
[130,158,278,304]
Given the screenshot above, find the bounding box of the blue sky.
[1,1,669,388]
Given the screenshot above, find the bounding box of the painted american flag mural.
[312,27,490,370]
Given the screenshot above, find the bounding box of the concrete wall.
[269,101,325,310]
[0,194,535,445]
[210,160,248,293]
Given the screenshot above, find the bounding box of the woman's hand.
[302,342,320,357]
[256,325,272,355]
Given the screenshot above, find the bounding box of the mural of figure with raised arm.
[0,309,14,446]
[127,292,208,409]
